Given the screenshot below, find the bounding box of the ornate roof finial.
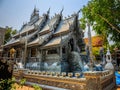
[60,6,64,15]
[30,6,39,20]
[55,13,57,16]
[33,5,39,14]
[33,5,37,13]
[68,15,70,17]
[47,7,50,15]
[34,5,36,10]
[77,9,81,15]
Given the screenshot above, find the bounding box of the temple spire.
[34,6,39,15]
[30,6,39,21]
[60,7,64,15]
[34,5,36,12]
[47,8,50,15]
[77,9,81,15]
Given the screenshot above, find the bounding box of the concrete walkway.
[14,84,34,90]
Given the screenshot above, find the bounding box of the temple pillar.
[26,48,30,63]
[66,43,69,59]
[21,48,24,64]
[29,48,31,58]
[40,49,45,71]
[60,46,62,72]
[36,48,41,62]
[59,46,62,61]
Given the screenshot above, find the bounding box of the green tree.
[80,0,120,47]
[4,27,17,44]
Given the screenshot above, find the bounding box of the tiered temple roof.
[54,17,75,35]
[4,8,80,49]
[27,11,63,47]
[4,8,49,47]
[42,34,70,49]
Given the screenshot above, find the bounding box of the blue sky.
[0,0,89,30]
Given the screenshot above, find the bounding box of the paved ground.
[14,84,120,90]
[14,84,34,90]
[14,86,120,90]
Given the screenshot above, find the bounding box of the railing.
[13,70,86,90]
[27,57,40,62]
[25,57,41,70]
[45,54,60,61]
[13,69,115,90]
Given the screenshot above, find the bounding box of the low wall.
[13,69,115,90]
[84,71,115,90]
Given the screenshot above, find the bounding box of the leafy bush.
[0,78,16,90]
